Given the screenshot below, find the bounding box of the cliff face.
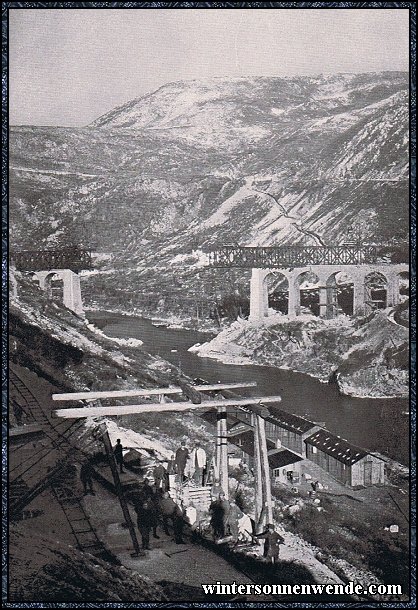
[10,73,408,313]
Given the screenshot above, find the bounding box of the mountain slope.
[10,73,409,313]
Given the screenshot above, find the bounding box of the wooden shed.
[305,429,385,487]
[264,409,319,456]
[268,448,305,485]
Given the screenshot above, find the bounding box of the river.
[87,311,409,466]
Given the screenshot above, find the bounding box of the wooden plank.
[54,395,282,419]
[52,382,257,402]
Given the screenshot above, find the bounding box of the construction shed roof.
[304,429,368,465]
[228,423,276,457]
[265,408,317,435]
[268,448,304,470]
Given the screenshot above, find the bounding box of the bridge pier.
[353,273,367,316]
[34,269,84,317]
[386,272,400,308]
[287,274,299,317]
[249,268,268,320]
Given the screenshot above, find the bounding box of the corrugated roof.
[265,408,317,434]
[304,429,368,465]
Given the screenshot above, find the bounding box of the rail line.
[9,367,109,558]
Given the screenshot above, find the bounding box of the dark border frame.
[2,2,416,608]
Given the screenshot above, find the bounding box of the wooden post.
[98,424,143,557]
[257,414,273,525]
[253,413,263,530]
[215,407,221,482]
[218,405,229,499]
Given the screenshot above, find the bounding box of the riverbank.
[85,301,409,399]
[86,310,409,465]
[189,311,409,399]
[84,305,221,333]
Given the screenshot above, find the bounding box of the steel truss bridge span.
[208,245,379,268]
[11,247,93,273]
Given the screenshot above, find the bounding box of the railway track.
[9,366,108,558]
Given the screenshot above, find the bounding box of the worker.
[175,440,189,482]
[209,492,230,540]
[190,441,207,486]
[159,491,185,544]
[153,461,167,490]
[253,523,285,564]
[136,499,155,550]
[80,460,95,496]
[166,454,177,489]
[113,438,124,473]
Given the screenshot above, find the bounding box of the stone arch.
[28,272,41,288]
[364,271,388,312]
[32,269,84,317]
[265,271,289,315]
[43,271,65,302]
[294,270,321,317]
[325,270,355,317]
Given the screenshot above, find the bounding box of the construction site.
[7,268,410,603]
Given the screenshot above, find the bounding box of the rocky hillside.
[10,72,408,315]
[9,528,166,602]
[190,308,409,398]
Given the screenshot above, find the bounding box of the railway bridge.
[11,247,93,317]
[208,246,408,320]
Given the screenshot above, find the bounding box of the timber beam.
[52,382,257,402]
[54,395,282,419]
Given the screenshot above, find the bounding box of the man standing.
[135,499,154,550]
[80,460,95,496]
[253,523,285,564]
[153,461,167,491]
[113,438,124,474]
[209,492,230,540]
[159,491,185,544]
[190,441,207,486]
[167,454,177,490]
[175,440,189,482]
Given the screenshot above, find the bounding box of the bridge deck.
[11,247,93,272]
[208,245,378,268]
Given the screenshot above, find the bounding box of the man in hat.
[253,523,284,564]
[113,438,124,473]
[175,440,189,482]
[166,454,177,490]
[153,461,167,491]
[190,441,207,486]
[209,492,230,540]
[80,460,95,496]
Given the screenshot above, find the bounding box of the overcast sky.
[9,7,409,127]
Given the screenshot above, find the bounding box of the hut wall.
[352,456,385,487]
[265,421,303,454]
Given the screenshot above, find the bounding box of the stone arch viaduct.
[11,248,92,317]
[208,246,408,321]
